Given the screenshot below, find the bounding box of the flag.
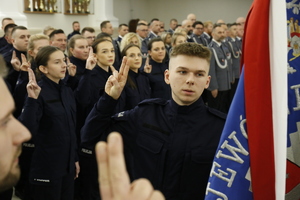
[286,0,300,199]
[205,0,287,199]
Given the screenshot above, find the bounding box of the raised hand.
[27,68,41,99]
[11,52,31,72]
[86,47,97,70]
[20,53,31,71]
[11,51,21,71]
[143,56,152,73]
[104,57,129,100]
[96,132,165,200]
[66,57,77,77]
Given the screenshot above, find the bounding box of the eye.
[1,117,11,128]
[178,70,187,74]
[196,73,204,77]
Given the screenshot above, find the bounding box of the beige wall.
[1,0,253,35]
[114,0,253,25]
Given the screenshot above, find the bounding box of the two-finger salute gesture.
[86,47,97,70]
[27,68,41,99]
[96,132,165,200]
[66,57,77,77]
[105,57,129,100]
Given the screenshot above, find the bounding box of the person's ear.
[39,65,48,74]
[164,69,170,85]
[205,75,211,89]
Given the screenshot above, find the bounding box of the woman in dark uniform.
[146,38,171,100]
[118,43,151,111]
[19,46,79,200]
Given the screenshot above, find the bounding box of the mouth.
[61,70,66,74]
[182,89,195,95]
[108,59,114,62]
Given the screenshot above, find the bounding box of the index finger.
[107,132,131,198]
[145,56,149,65]
[89,46,94,56]
[21,53,27,63]
[119,56,129,76]
[28,68,36,82]
[96,142,113,200]
[12,50,16,59]
[66,57,70,65]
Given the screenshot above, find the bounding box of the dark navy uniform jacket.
[0,36,8,48]
[0,43,12,55]
[66,56,87,90]
[13,62,37,118]
[19,76,77,185]
[118,70,151,111]
[81,93,226,200]
[146,59,171,100]
[67,31,80,40]
[74,65,112,136]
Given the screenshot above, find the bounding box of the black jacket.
[19,76,77,185]
[81,93,226,199]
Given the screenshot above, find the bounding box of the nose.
[12,118,31,146]
[186,73,195,85]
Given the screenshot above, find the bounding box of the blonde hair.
[171,33,187,46]
[27,34,49,62]
[174,27,187,36]
[120,33,141,52]
[67,35,87,57]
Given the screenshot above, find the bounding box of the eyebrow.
[0,107,15,123]
[176,66,207,74]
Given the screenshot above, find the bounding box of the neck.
[97,62,109,72]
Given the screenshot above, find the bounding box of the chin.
[0,166,20,193]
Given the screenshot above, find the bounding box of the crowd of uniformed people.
[0,13,245,200]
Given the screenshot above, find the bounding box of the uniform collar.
[212,39,222,46]
[42,75,63,89]
[170,97,205,114]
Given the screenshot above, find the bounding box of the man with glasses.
[81,27,96,46]
[136,23,149,55]
[192,21,208,46]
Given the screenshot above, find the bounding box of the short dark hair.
[118,23,128,29]
[192,21,204,28]
[49,29,65,40]
[149,18,159,26]
[11,26,27,37]
[96,32,112,40]
[170,18,178,23]
[213,23,223,29]
[147,38,163,51]
[170,43,211,63]
[72,21,79,25]
[81,27,95,34]
[100,20,110,29]
[1,17,13,24]
[4,23,17,35]
[227,23,238,28]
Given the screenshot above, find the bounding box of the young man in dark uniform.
[2,26,30,92]
[81,42,226,200]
